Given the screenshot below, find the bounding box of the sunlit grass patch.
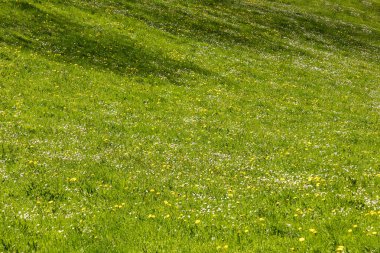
[0,0,379,252]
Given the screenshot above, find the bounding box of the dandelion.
[309,228,317,234]
[28,160,38,166]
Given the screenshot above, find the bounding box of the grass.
[0,0,379,252]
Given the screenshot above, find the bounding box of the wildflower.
[147,214,155,218]
[223,245,228,249]
[336,245,344,252]
[195,220,201,224]
[347,229,352,233]
[69,177,77,182]
[299,237,305,242]
[309,228,317,234]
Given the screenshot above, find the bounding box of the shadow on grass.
[119,0,379,59]
[0,1,211,84]
[1,0,378,83]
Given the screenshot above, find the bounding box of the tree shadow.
[118,0,380,60]
[0,1,212,84]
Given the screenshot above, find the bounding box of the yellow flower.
[336,245,344,252]
[148,214,156,218]
[347,229,352,233]
[69,177,77,182]
[223,245,228,249]
[299,237,305,242]
[309,228,317,234]
[29,160,38,165]
[195,219,201,224]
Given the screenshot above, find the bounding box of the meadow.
[0,0,379,252]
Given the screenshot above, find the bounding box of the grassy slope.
[0,0,379,252]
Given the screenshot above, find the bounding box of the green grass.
[0,0,379,252]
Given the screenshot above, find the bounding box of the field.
[0,0,379,252]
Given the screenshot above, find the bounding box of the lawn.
[0,0,379,252]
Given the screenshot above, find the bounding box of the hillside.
[0,0,379,252]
